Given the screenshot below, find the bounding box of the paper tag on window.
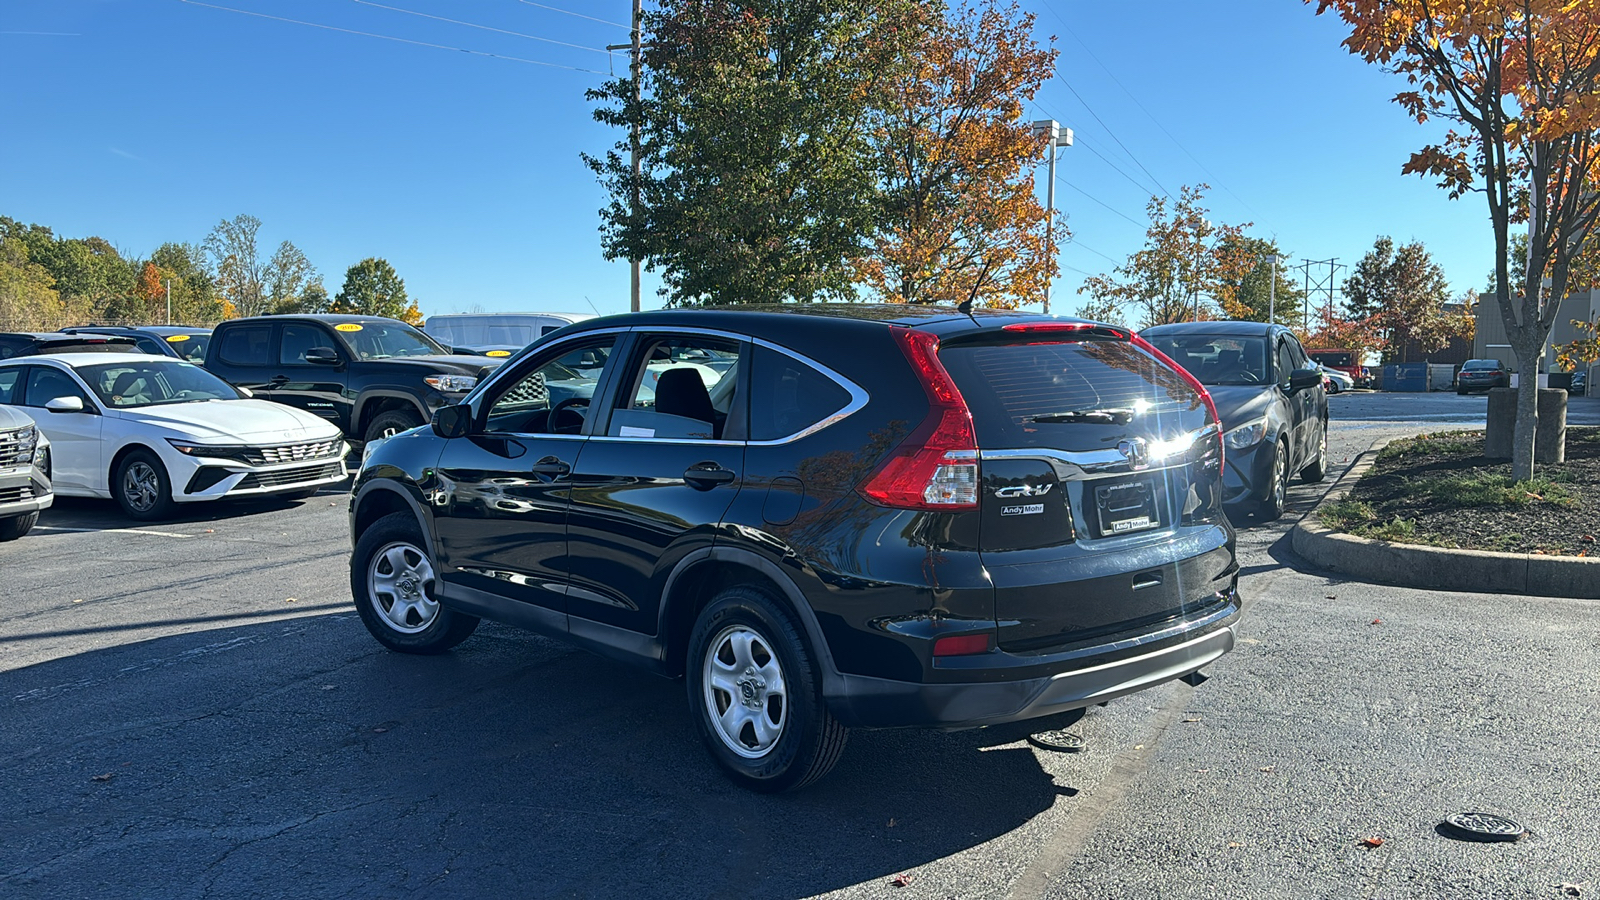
[619,425,655,438]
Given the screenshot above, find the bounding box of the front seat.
[654,367,715,427]
[110,371,149,406]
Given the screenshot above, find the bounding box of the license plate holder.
[1093,477,1159,537]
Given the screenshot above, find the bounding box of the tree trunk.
[1511,335,1543,480]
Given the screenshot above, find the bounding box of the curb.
[1291,444,1600,600]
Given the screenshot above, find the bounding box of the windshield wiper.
[1026,408,1135,425]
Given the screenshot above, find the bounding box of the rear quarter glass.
[939,339,1209,450]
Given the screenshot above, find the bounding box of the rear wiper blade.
[1027,408,1135,424]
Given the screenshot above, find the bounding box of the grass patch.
[1318,499,1376,531]
[1407,473,1577,509]
[1353,516,1423,543]
[1375,430,1483,462]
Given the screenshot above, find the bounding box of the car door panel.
[19,365,103,493]
[270,323,353,432]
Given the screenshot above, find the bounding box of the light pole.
[1192,218,1209,321]
[1266,254,1278,324]
[1030,119,1073,314]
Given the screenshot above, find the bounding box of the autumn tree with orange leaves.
[1076,185,1254,328]
[855,0,1059,308]
[1313,0,1600,477]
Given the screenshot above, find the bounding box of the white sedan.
[0,353,349,520]
[1318,364,1354,394]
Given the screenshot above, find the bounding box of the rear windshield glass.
[941,340,1202,449]
[1140,334,1269,386]
[1463,360,1500,370]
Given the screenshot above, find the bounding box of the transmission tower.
[1296,258,1346,332]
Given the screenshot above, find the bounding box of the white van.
[423,312,595,357]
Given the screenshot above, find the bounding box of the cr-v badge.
[994,483,1053,498]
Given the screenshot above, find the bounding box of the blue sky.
[0,0,1484,319]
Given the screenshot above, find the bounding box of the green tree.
[264,240,319,314]
[0,235,63,329]
[585,0,922,305]
[1212,236,1305,326]
[150,242,224,324]
[1342,237,1465,363]
[333,257,421,324]
[205,214,269,318]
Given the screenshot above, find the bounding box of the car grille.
[234,462,345,490]
[0,429,30,468]
[244,440,344,466]
[0,485,33,504]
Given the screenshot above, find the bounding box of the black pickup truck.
[203,314,506,443]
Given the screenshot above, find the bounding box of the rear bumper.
[825,593,1240,729]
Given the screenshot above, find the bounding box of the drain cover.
[1441,812,1526,842]
[1027,730,1086,753]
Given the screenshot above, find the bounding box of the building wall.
[1472,290,1600,372]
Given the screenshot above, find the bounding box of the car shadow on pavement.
[0,612,1065,899]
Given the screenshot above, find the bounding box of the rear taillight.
[858,327,980,510]
[932,632,993,657]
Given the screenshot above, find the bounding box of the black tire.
[0,512,38,541]
[686,585,848,793]
[1300,422,1328,484]
[114,449,175,521]
[350,511,479,654]
[364,409,423,444]
[1256,439,1289,520]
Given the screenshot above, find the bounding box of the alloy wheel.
[122,461,160,513]
[702,624,789,759]
[368,541,441,634]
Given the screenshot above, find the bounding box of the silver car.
[0,403,52,540]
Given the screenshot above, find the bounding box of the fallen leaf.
[1194,768,1211,773]
[1371,618,1383,625]
[1581,535,1595,543]
[1533,549,1546,555]
[1228,841,1243,849]
[1183,717,1202,723]
[1359,836,1385,848]
[204,529,214,534]
[891,873,914,887]
[1259,766,1276,773]
[71,599,83,604]
[284,597,298,603]
[1133,744,1144,750]
[91,773,114,783]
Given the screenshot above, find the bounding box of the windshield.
[161,332,210,362]
[336,322,447,359]
[1142,334,1270,386]
[80,361,241,408]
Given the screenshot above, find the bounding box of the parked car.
[1571,369,1589,396]
[0,332,142,359]
[1306,348,1371,387]
[349,305,1242,791]
[204,315,508,444]
[58,325,212,362]
[1318,364,1353,394]
[1456,358,1510,394]
[1141,321,1329,520]
[0,405,52,540]
[422,312,595,357]
[0,353,348,520]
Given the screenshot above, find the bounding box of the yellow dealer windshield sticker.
[486,350,511,357]
[165,334,191,343]
[335,323,364,332]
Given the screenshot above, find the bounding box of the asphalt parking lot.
[2,391,1597,899]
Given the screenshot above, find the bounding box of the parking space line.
[33,526,196,539]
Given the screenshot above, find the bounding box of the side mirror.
[432,404,472,439]
[45,396,85,413]
[305,347,341,366]
[1287,367,1323,393]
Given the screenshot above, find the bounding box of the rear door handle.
[684,462,736,490]
[530,457,570,477]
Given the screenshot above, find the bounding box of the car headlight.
[12,426,37,464]
[425,374,477,392]
[1224,419,1268,449]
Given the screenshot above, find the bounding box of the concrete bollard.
[1485,387,1567,463]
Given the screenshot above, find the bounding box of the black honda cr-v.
[348,305,1242,791]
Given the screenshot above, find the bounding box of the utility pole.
[1295,257,1345,333]
[607,0,645,313]
[1267,254,1277,324]
[1030,120,1073,315]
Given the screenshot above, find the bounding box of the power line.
[1077,136,1161,198]
[516,0,629,29]
[1054,72,1171,200]
[1068,240,1122,266]
[1060,262,1097,278]
[177,0,609,74]
[1040,1,1258,218]
[1060,180,1145,228]
[352,0,610,55]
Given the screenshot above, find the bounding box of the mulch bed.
[1338,427,1600,556]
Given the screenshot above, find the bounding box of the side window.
[218,325,272,366]
[23,367,90,409]
[134,337,167,356]
[1275,340,1297,384]
[280,324,336,365]
[0,368,20,404]
[484,337,618,435]
[609,336,741,441]
[748,345,851,442]
[0,337,24,359]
